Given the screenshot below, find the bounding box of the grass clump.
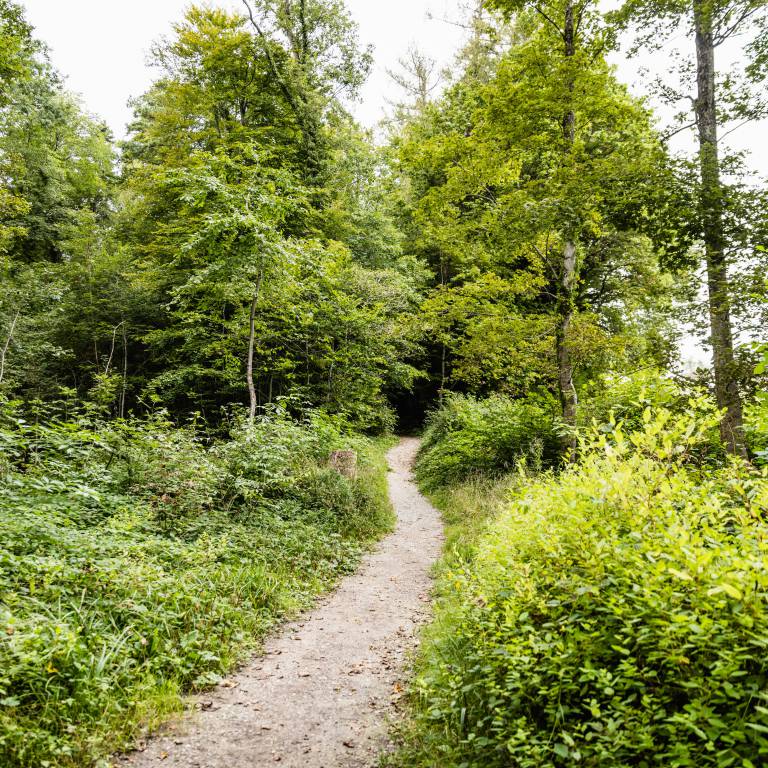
[394,406,768,768]
[0,403,393,767]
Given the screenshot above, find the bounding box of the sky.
[19,0,467,136]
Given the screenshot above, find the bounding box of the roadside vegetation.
[0,402,393,766]
[389,383,768,767]
[1,0,767,764]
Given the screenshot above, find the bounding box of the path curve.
[120,437,442,768]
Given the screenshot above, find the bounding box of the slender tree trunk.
[247,269,265,424]
[693,0,747,457]
[557,243,578,453]
[439,342,447,405]
[120,322,128,419]
[104,322,121,376]
[556,0,579,456]
[0,311,20,385]
[326,363,334,402]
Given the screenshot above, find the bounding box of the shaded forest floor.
[118,438,443,768]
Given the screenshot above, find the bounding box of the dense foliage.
[1,0,767,764]
[416,392,561,489]
[0,1,422,431]
[0,402,393,766]
[394,409,768,767]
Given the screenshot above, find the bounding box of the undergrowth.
[0,402,394,767]
[390,403,768,768]
[416,392,561,491]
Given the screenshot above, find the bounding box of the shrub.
[416,392,561,490]
[578,368,684,425]
[746,392,768,463]
[0,402,393,767]
[399,407,768,768]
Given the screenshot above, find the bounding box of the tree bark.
[557,242,578,454]
[556,0,578,456]
[0,310,20,385]
[693,0,747,457]
[439,342,447,405]
[120,322,128,419]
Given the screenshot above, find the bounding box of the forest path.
[120,437,442,768]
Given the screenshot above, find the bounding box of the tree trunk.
[693,0,747,457]
[120,322,128,419]
[0,310,20,385]
[439,342,447,405]
[557,0,578,456]
[557,242,578,455]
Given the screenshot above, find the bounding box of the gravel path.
[120,437,442,768]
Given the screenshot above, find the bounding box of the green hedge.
[399,408,768,767]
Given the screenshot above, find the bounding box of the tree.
[386,45,442,120]
[129,145,298,419]
[395,3,678,453]
[0,0,35,256]
[0,0,36,104]
[125,5,393,261]
[240,0,372,182]
[612,0,768,456]
[485,0,605,450]
[0,71,115,264]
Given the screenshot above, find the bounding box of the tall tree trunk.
[247,269,265,424]
[439,342,447,405]
[0,310,20,385]
[693,0,747,457]
[557,243,578,454]
[120,321,128,419]
[557,0,578,456]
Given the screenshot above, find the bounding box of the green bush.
[398,407,768,768]
[416,392,561,490]
[578,369,687,429]
[746,392,768,463]
[0,402,393,767]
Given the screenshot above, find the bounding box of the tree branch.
[662,121,697,141]
[713,5,759,46]
[241,0,301,116]
[103,322,123,377]
[719,117,752,141]
[533,4,565,39]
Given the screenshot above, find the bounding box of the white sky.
[18,0,467,136]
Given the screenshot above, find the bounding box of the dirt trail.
[120,437,442,768]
